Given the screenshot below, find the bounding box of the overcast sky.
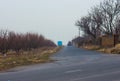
[0,0,104,45]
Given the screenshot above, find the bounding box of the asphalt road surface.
[0,46,120,81]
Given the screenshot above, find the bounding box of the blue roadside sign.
[57,41,62,46]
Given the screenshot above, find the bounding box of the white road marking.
[72,70,120,81]
[65,69,82,74]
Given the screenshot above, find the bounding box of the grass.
[81,45,101,50]
[0,47,62,71]
[81,44,120,54]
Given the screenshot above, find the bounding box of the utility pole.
[78,27,80,36]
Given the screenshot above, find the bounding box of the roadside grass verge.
[81,44,120,54]
[97,44,120,54]
[81,45,101,50]
[0,47,62,71]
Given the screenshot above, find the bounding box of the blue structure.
[57,41,63,46]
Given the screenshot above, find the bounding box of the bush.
[0,30,56,55]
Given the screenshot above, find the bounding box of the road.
[0,46,120,81]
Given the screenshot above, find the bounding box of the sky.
[0,0,104,45]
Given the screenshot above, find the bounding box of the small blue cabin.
[57,41,62,46]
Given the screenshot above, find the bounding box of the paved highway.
[0,46,120,81]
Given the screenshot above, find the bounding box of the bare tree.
[76,0,120,38]
[76,14,101,40]
[0,30,9,55]
[0,30,56,55]
[89,6,103,36]
[76,16,90,36]
[115,19,120,34]
[100,0,120,35]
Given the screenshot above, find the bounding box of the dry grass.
[97,47,114,54]
[0,47,61,71]
[81,45,100,50]
[115,44,120,49]
[97,44,120,54]
[81,44,120,54]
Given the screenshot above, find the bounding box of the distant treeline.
[0,30,56,55]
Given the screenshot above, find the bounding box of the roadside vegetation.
[0,29,61,71]
[73,0,120,54]
[0,29,56,55]
[0,47,61,71]
[76,0,120,39]
[81,44,120,54]
[98,44,120,54]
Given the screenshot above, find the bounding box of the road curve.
[0,46,120,81]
